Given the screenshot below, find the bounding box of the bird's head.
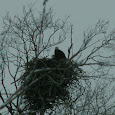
[55,47,59,50]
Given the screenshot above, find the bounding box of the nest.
[21,57,80,113]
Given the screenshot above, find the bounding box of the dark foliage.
[21,57,81,113]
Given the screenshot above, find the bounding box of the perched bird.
[54,47,66,59]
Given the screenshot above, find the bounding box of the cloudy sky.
[0,0,115,53]
[0,0,115,113]
[0,0,115,30]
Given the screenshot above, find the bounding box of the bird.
[54,47,66,59]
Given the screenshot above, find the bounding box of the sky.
[1,0,115,113]
[1,0,115,55]
[0,0,115,37]
[0,0,115,47]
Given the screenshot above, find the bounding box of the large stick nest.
[21,57,81,112]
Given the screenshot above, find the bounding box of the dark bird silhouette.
[54,47,66,59]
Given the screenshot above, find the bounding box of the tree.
[0,1,115,115]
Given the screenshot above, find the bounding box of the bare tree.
[0,1,115,115]
[0,1,70,114]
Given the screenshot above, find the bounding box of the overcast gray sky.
[0,0,115,114]
[1,0,115,32]
[0,0,115,52]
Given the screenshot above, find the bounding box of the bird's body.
[54,47,66,59]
